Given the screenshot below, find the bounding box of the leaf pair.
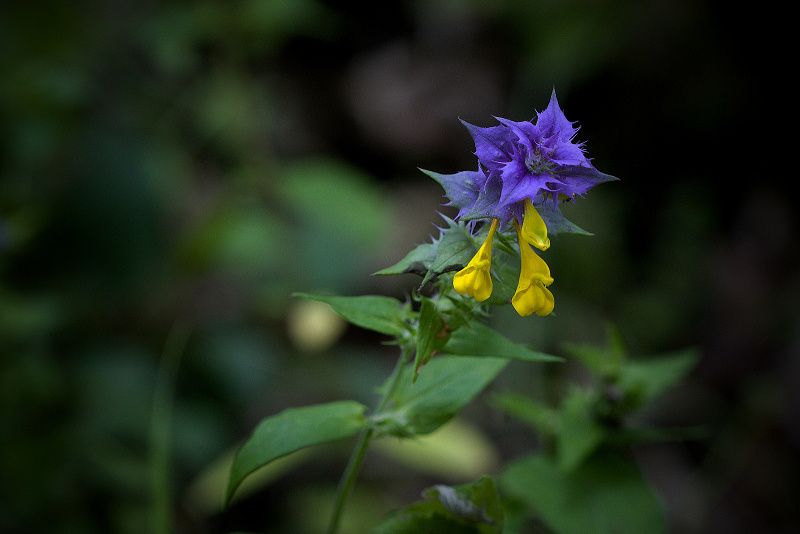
[294,292,560,381]
[224,292,563,510]
[224,356,510,507]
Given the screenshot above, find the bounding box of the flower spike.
[512,220,555,317]
[424,89,615,317]
[453,219,499,302]
[520,198,550,251]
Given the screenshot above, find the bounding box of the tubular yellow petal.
[453,262,493,301]
[520,198,550,251]
[512,220,555,317]
[453,219,498,302]
[512,280,555,317]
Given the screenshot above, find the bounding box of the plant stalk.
[326,346,409,534]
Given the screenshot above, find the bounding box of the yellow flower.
[512,220,554,317]
[520,198,550,251]
[453,219,499,302]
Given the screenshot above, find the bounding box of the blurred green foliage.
[496,327,700,533]
[1,1,796,533]
[374,476,504,533]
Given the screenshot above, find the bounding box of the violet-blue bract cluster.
[425,89,616,316]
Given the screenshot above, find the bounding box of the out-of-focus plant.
[496,325,699,533]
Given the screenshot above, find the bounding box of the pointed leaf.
[561,323,628,378]
[421,168,481,212]
[442,322,561,362]
[617,348,699,407]
[293,293,411,337]
[483,241,522,305]
[374,242,437,276]
[491,392,559,436]
[537,200,592,236]
[225,401,369,506]
[372,512,474,533]
[379,356,508,436]
[421,224,476,287]
[424,476,503,532]
[374,476,503,534]
[501,450,666,534]
[542,165,619,202]
[558,388,604,470]
[413,297,446,381]
[551,164,619,191]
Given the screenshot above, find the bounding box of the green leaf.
[373,512,473,534]
[420,222,476,287]
[501,449,666,534]
[617,348,699,408]
[442,322,561,363]
[224,401,369,506]
[430,222,477,272]
[537,200,593,236]
[491,392,559,437]
[561,323,627,378]
[378,356,508,436]
[374,243,437,276]
[373,476,503,534]
[293,293,411,337]
[424,476,503,531]
[557,388,604,470]
[413,297,446,381]
[484,249,520,305]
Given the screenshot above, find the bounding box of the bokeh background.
[1,1,796,533]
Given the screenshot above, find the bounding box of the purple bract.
[430,89,615,225]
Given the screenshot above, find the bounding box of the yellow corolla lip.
[453,219,499,302]
[512,219,555,317]
[520,198,550,251]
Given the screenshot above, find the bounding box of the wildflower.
[512,219,554,317]
[453,219,498,302]
[423,89,615,315]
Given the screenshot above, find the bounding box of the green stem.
[326,346,409,534]
[149,320,193,534]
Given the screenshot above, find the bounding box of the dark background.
[1,1,796,533]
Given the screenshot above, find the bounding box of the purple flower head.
[420,89,616,316]
[431,89,615,225]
